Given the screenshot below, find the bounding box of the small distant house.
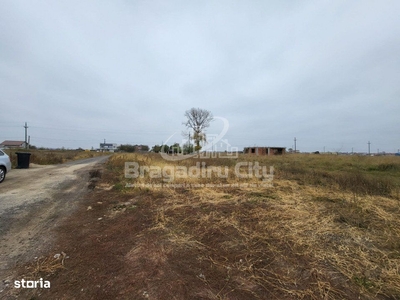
[100,143,118,152]
[134,145,149,152]
[0,140,26,149]
[243,146,286,156]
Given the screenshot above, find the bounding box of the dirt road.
[0,156,109,293]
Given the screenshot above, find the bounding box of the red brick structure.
[243,146,286,156]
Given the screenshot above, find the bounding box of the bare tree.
[183,108,213,152]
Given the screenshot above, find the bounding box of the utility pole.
[368,141,371,155]
[24,122,28,149]
[28,136,30,149]
[294,137,297,153]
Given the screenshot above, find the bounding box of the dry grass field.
[16,153,400,299]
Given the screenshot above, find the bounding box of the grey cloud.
[1,0,399,152]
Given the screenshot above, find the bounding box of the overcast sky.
[1,0,399,153]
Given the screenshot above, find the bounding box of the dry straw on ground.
[25,252,66,279]
[16,153,400,299]
[99,153,400,299]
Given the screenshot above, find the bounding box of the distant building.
[99,143,118,152]
[0,140,26,149]
[134,145,149,152]
[243,146,286,156]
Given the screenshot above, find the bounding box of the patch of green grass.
[273,155,399,197]
[353,275,375,290]
[112,182,126,192]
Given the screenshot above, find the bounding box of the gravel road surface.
[0,156,109,293]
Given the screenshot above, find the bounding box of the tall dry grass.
[107,153,400,198]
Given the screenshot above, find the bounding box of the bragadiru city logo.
[125,162,274,183]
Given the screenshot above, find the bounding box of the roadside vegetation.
[4,149,106,167]
[17,153,400,299]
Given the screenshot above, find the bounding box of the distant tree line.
[151,143,194,154]
[116,143,195,154]
[118,108,211,155]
